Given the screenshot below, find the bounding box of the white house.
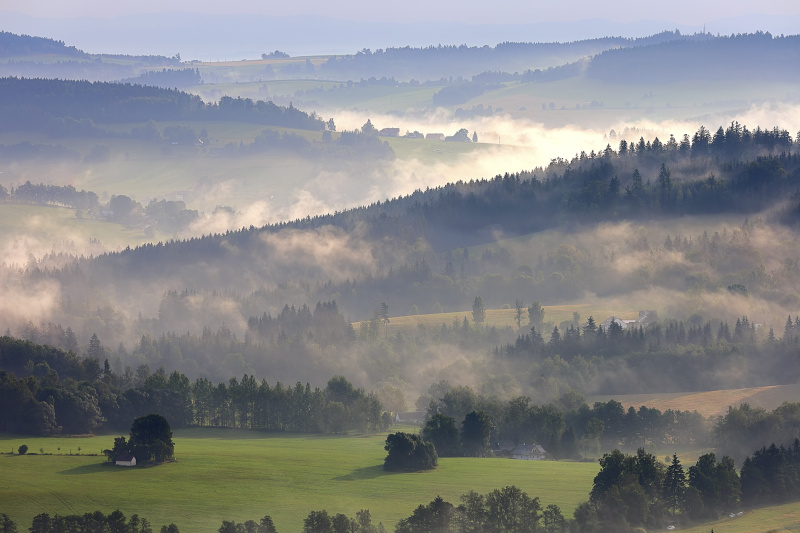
[510,443,547,460]
[601,310,659,331]
[115,452,137,467]
[394,411,426,424]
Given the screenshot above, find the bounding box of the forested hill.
[69,123,800,282]
[318,30,707,81]
[0,31,87,58]
[586,32,800,83]
[0,77,325,130]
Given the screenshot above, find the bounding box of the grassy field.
[590,384,800,419]
[364,304,639,335]
[680,501,800,533]
[0,428,599,532]
[0,204,167,260]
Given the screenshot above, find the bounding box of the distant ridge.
[2,10,799,60]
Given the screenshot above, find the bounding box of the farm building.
[115,452,137,467]
[601,310,659,330]
[394,411,426,424]
[379,128,400,137]
[425,133,445,140]
[510,443,547,460]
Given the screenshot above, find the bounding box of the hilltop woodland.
[0,78,395,163]
[0,31,180,81]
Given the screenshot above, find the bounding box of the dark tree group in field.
[103,413,175,465]
[383,432,438,472]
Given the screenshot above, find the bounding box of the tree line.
[0,334,388,436]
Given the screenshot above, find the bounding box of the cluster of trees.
[383,432,438,471]
[0,512,179,533]
[300,510,384,533]
[393,487,557,533]
[103,413,175,464]
[420,383,707,460]
[0,334,389,436]
[577,438,800,531]
[576,449,739,531]
[714,402,800,461]
[0,181,98,210]
[0,181,198,232]
[740,441,800,506]
[422,410,496,458]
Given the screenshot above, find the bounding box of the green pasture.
[0,428,599,532]
[0,204,163,258]
[357,304,639,335]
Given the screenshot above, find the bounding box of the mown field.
[590,384,800,419]
[0,427,599,532]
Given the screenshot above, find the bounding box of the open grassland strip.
[681,501,800,533]
[589,384,800,419]
[367,304,639,335]
[0,428,598,532]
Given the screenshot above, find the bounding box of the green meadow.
[0,428,598,532]
[680,501,800,533]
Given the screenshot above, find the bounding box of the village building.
[425,133,445,141]
[394,411,426,424]
[379,127,400,137]
[510,443,547,460]
[601,310,659,330]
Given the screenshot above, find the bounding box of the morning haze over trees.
[3,18,800,533]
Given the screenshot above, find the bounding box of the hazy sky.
[5,0,800,24]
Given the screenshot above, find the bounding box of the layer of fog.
[3,102,798,266]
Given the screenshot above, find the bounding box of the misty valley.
[2,26,800,533]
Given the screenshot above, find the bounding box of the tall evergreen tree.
[663,454,687,517]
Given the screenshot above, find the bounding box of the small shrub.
[18,444,28,455]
